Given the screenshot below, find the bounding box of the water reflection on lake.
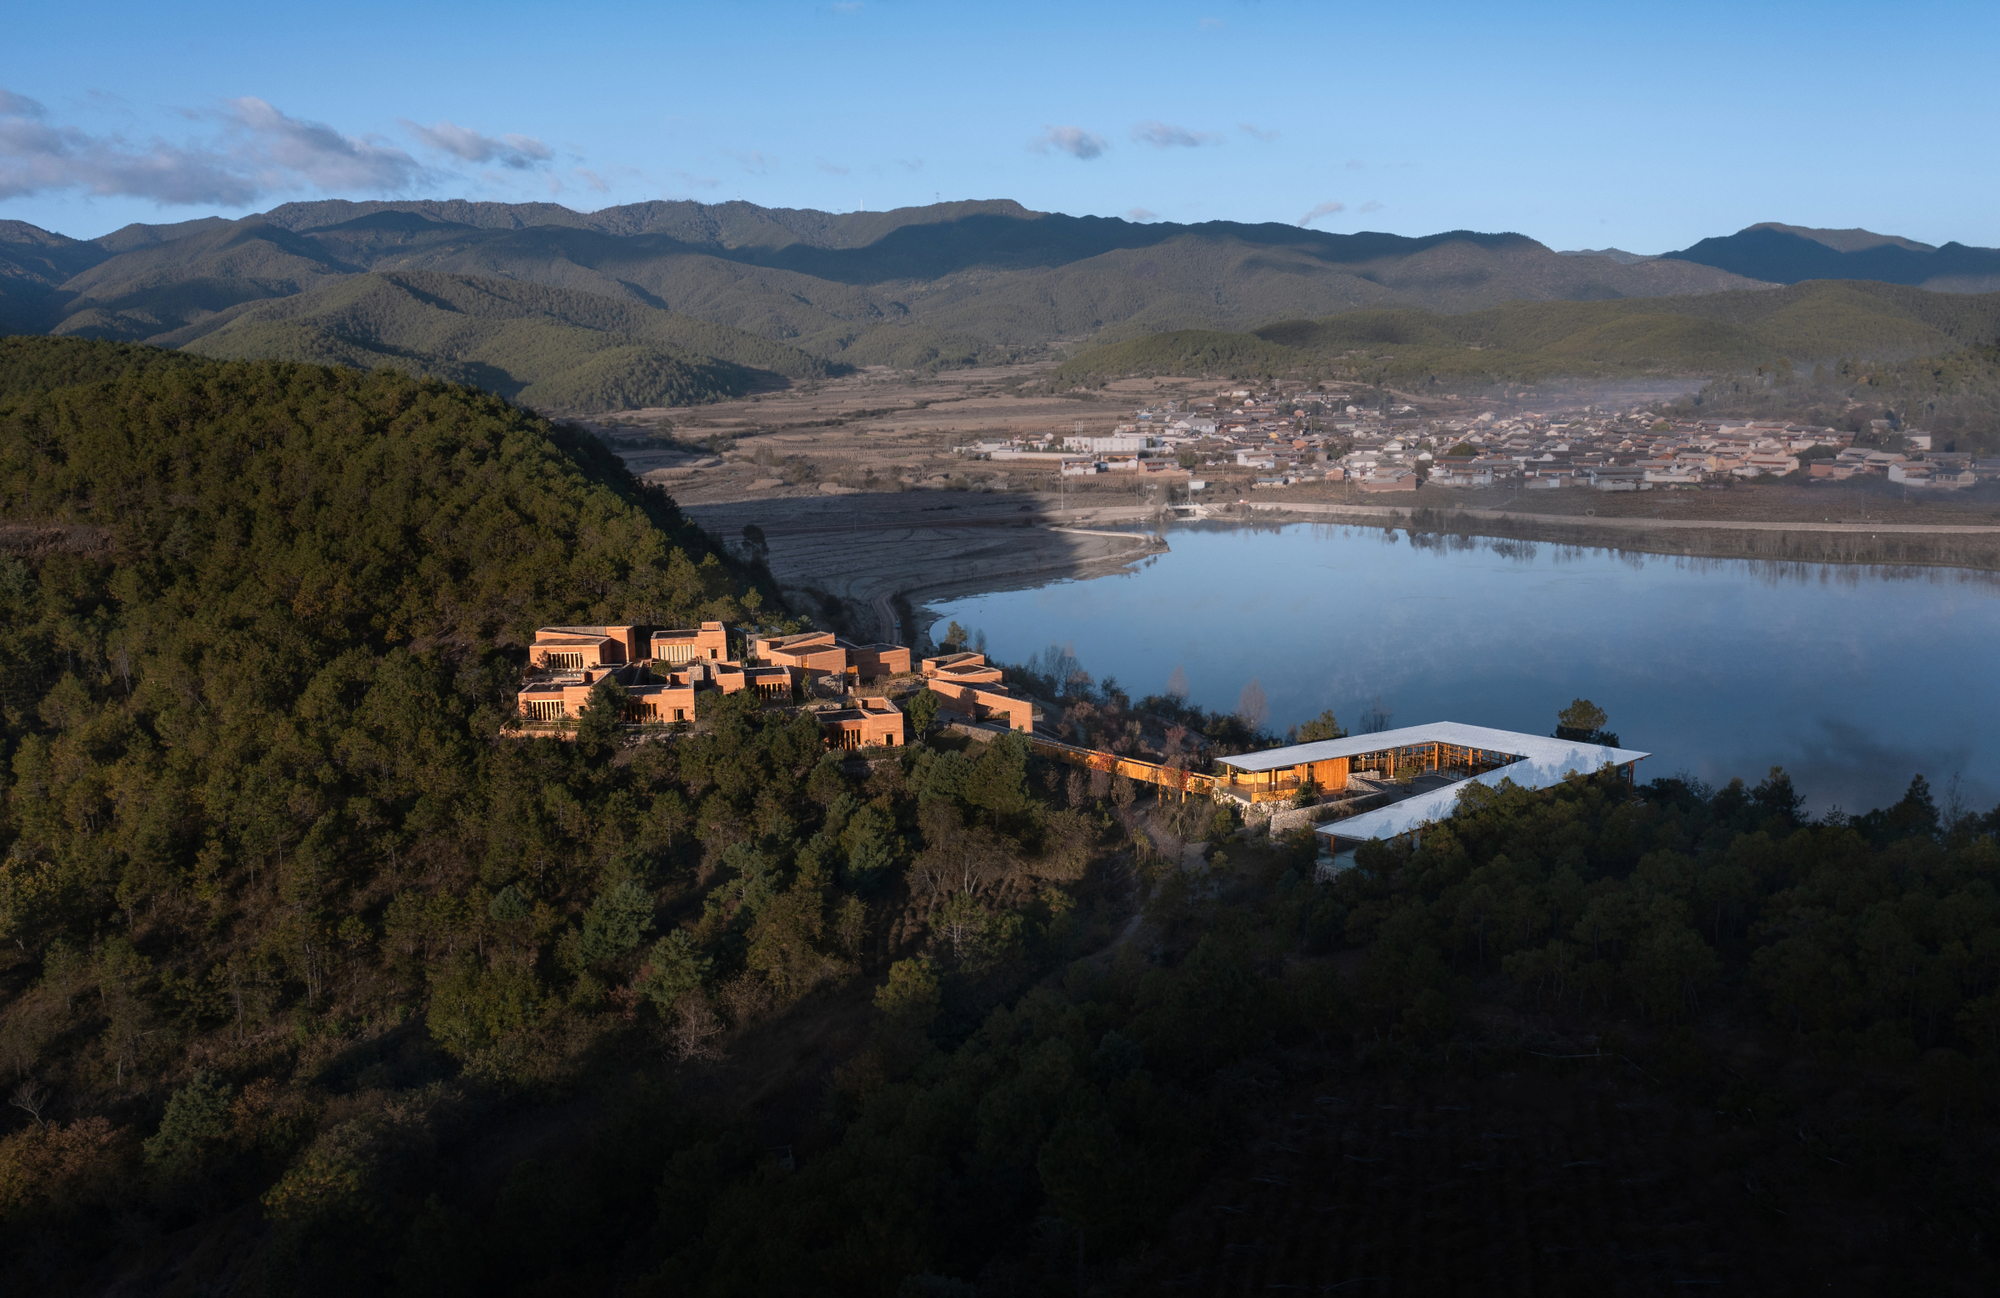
[926,523,2000,816]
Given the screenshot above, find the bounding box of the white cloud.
[896,157,924,171]
[1298,200,1346,226]
[1358,200,1384,214]
[1132,120,1220,148]
[0,88,426,205]
[225,98,424,192]
[1238,123,1278,142]
[576,167,610,193]
[816,157,850,175]
[1,112,254,204]
[1127,207,1158,221]
[1031,125,1107,160]
[1199,16,1224,28]
[401,118,551,169]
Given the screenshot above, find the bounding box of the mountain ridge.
[178,268,835,411]
[1,198,1769,345]
[5,199,1993,412]
[1663,223,2000,291]
[1746,222,1935,254]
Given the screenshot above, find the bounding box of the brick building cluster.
[516,622,914,749]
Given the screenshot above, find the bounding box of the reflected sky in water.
[927,523,2000,817]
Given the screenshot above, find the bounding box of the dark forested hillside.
[1,339,1996,1294]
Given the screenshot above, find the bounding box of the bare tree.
[8,1078,49,1128]
[1147,803,1190,869]
[1360,695,1393,734]
[1941,773,1969,829]
[668,994,726,1063]
[1236,678,1269,732]
[912,801,1011,896]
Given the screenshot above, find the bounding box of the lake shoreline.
[924,522,2000,816]
[687,489,2000,650]
[1220,500,2000,572]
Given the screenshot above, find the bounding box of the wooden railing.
[1027,733,1215,796]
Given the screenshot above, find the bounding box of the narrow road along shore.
[1236,499,2000,536]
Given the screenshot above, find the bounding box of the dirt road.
[1237,498,2000,537]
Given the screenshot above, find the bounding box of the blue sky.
[5,0,1996,249]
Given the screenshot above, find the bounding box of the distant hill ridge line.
[0,198,1772,399]
[4,196,1712,280]
[197,197,1557,257]
[257,196,1047,249]
[1748,223,1936,254]
[6,198,1991,414]
[1661,223,2000,292]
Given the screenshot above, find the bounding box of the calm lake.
[926,523,2000,817]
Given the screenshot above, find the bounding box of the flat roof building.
[652,621,729,665]
[529,625,644,670]
[754,631,912,682]
[820,697,907,750]
[518,658,752,727]
[1214,722,1648,865]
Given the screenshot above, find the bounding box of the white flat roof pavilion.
[1211,721,1649,851]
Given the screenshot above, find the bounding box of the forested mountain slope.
[1664,223,2000,293]
[13,201,2000,415]
[1056,280,2000,398]
[173,270,834,411]
[0,340,1996,1292]
[0,200,1767,405]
